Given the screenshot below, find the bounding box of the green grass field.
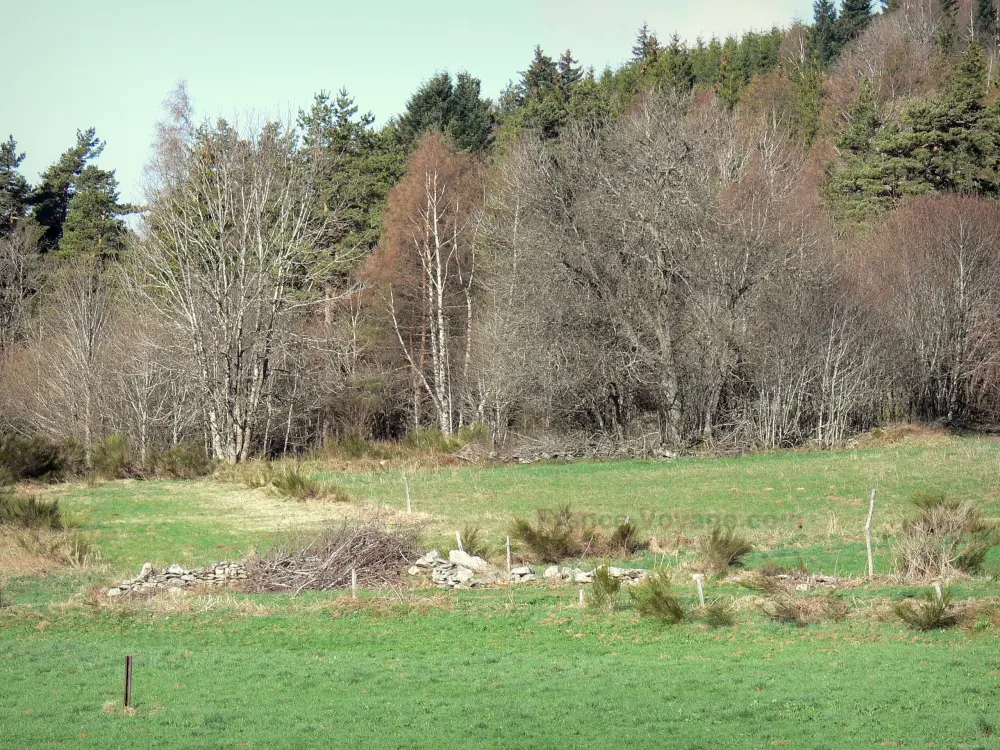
[2,434,1000,748]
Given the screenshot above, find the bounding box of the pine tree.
[632,23,658,61]
[976,0,999,47]
[520,46,559,100]
[397,72,494,152]
[654,35,695,91]
[810,0,842,66]
[0,136,30,237]
[29,128,130,256]
[840,0,873,42]
[938,0,959,56]
[556,50,584,93]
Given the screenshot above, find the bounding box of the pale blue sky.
[6,0,813,203]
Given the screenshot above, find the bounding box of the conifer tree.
[976,0,999,47]
[938,0,958,56]
[840,0,873,42]
[810,0,842,66]
[0,136,30,237]
[29,128,130,256]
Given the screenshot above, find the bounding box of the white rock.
[543,566,562,579]
[448,550,492,573]
[518,574,537,582]
[107,588,122,598]
[511,566,532,577]
[137,562,153,581]
[452,567,475,584]
[407,566,421,576]
[573,571,594,584]
[415,550,443,568]
[166,564,184,575]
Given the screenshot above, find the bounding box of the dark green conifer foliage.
[938,0,959,55]
[29,128,130,257]
[840,0,873,42]
[976,0,999,47]
[810,0,842,66]
[827,42,1000,221]
[0,136,30,237]
[397,72,493,152]
[298,89,406,260]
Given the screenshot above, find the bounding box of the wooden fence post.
[866,489,877,579]
[124,655,134,709]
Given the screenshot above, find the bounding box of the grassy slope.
[2,435,1000,748]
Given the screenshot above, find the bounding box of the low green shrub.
[894,589,958,631]
[610,519,647,555]
[631,570,685,624]
[700,524,752,573]
[157,442,212,479]
[895,493,997,579]
[461,525,490,559]
[703,602,736,628]
[509,505,599,562]
[10,526,98,567]
[0,491,63,530]
[589,565,621,612]
[0,435,64,482]
[271,465,344,501]
[402,427,462,453]
[91,435,133,479]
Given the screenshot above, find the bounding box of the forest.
[3,0,1000,467]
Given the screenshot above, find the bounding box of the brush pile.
[241,517,421,594]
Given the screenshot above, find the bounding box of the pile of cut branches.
[241,517,422,594]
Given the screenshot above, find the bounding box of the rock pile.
[107,561,248,597]
[407,550,649,589]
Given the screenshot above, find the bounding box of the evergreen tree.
[632,23,658,61]
[397,72,494,152]
[827,42,1000,220]
[810,0,842,66]
[298,89,406,259]
[556,50,584,92]
[520,46,559,99]
[938,0,958,56]
[0,136,30,237]
[976,0,999,47]
[652,35,695,91]
[29,128,130,256]
[840,0,873,42]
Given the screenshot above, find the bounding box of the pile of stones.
[106,561,248,597]
[407,549,649,590]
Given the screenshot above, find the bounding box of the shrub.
[461,525,489,558]
[157,442,212,479]
[91,435,133,479]
[699,524,752,573]
[402,427,461,454]
[703,602,736,628]
[631,570,685,624]
[761,596,810,626]
[822,592,850,623]
[0,435,64,482]
[339,436,371,460]
[895,493,997,580]
[509,505,598,562]
[11,527,98,567]
[894,588,958,631]
[0,491,63,530]
[589,564,621,612]
[271,465,347,502]
[610,520,648,555]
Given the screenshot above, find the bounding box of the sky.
[6,0,814,204]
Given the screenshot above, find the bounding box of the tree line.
[3,0,1000,465]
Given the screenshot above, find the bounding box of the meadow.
[2,430,999,748]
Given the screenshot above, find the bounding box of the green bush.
[270,465,347,501]
[157,442,213,479]
[91,435,133,479]
[0,491,63,530]
[610,520,647,555]
[589,565,621,612]
[895,493,997,579]
[510,505,599,562]
[0,435,64,482]
[402,427,462,453]
[461,525,490,558]
[703,602,736,628]
[894,589,958,631]
[700,524,752,573]
[631,570,685,624]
